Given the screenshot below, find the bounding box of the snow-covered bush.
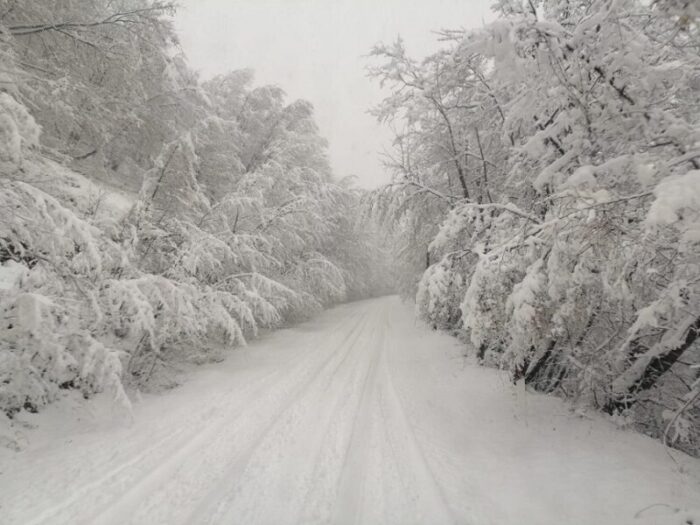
[0,178,128,415]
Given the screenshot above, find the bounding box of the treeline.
[0,1,391,417]
[369,0,700,454]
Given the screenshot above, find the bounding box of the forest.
[0,1,391,420]
[1,0,699,465]
[368,0,700,455]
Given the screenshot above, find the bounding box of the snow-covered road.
[1,296,699,525]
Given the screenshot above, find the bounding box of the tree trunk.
[604,316,700,414]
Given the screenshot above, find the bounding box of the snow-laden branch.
[8,4,175,36]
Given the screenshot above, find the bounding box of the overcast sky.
[174,0,494,188]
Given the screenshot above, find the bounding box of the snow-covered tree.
[0,0,391,419]
[371,0,700,453]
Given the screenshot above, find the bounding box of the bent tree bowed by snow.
[0,0,391,421]
[368,0,700,455]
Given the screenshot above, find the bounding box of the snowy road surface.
[1,296,699,525]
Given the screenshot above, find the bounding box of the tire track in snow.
[22,366,282,525]
[95,308,373,525]
[330,301,456,525]
[294,309,390,524]
[8,323,335,524]
[331,312,385,525]
[376,319,458,525]
[19,309,370,525]
[186,307,379,525]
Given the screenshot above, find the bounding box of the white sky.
[174,0,494,188]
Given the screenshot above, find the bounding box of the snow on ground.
[0,296,699,525]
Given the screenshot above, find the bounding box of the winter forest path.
[1,297,699,525]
